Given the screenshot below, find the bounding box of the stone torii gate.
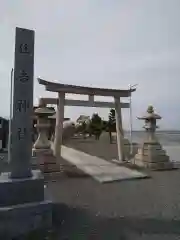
[38,78,136,162]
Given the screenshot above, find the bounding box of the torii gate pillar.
[53,92,65,158]
[114,97,125,161]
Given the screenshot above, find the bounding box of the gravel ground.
[65,133,120,161]
[47,169,180,239]
[46,133,180,239]
[2,133,180,239]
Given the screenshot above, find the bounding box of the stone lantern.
[32,102,63,180]
[32,104,55,155]
[134,105,173,170]
[141,105,161,142]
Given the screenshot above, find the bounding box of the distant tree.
[75,119,89,139]
[82,121,88,138]
[108,108,116,143]
[90,113,103,140]
[108,109,116,126]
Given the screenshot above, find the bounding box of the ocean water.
[123,131,180,163]
[124,131,180,146]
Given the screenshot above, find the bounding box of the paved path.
[61,146,148,183]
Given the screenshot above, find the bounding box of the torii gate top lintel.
[38,78,136,97]
[38,77,136,162]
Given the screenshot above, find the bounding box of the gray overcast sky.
[0,0,180,129]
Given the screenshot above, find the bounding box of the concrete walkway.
[61,146,148,183]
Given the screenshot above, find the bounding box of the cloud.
[0,0,180,129]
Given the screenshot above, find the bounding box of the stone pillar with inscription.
[0,27,52,238]
[10,33,34,178]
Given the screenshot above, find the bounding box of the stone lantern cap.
[137,105,161,120]
[48,113,71,121]
[34,106,55,117]
[48,113,56,119]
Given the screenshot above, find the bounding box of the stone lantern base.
[133,141,174,170]
[32,149,64,181]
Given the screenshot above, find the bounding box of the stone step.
[134,159,174,170]
[135,154,170,163]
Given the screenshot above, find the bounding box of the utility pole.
[129,84,138,155]
[8,68,14,163]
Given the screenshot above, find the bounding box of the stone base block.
[32,151,63,182]
[134,141,171,169]
[135,153,170,163]
[0,200,52,238]
[32,148,53,157]
[44,171,65,182]
[0,170,44,207]
[137,148,168,157]
[141,141,162,148]
[137,142,169,157]
[133,158,174,170]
